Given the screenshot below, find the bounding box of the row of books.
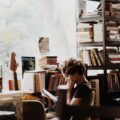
[48,74,65,91]
[107,71,120,91]
[79,48,118,66]
[79,2,120,19]
[77,21,120,43]
[79,49,103,66]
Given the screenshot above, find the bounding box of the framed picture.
[21,57,35,77]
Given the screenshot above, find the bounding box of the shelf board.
[79,42,103,47]
[88,66,104,70]
[108,89,120,93]
[78,41,120,47]
[105,16,120,22]
[106,41,120,46]
[88,64,120,70]
[78,16,102,23]
[106,64,120,69]
[77,16,120,24]
[89,0,120,3]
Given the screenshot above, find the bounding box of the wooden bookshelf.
[76,0,120,105]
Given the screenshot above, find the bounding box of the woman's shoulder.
[77,82,91,90]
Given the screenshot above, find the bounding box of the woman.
[62,58,92,106]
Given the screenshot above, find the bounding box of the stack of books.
[112,3,120,18]
[77,23,93,43]
[106,21,120,41]
[39,56,58,70]
[109,53,120,64]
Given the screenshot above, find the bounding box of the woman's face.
[67,73,79,82]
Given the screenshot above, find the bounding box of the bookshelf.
[45,72,65,107]
[76,0,120,105]
[39,56,65,107]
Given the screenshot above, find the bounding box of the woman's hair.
[62,58,87,76]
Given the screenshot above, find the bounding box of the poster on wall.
[38,37,50,55]
[21,57,35,77]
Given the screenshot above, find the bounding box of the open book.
[41,85,68,103]
[41,89,58,102]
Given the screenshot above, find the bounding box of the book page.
[41,89,57,102]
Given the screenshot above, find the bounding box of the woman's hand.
[66,79,75,92]
[66,79,75,104]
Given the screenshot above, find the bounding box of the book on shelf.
[77,23,93,43]
[94,22,103,42]
[109,53,120,63]
[106,20,120,41]
[81,10,102,18]
[82,50,92,66]
[39,56,57,69]
[89,49,97,66]
[112,3,120,18]
[22,71,46,93]
[48,74,65,91]
[79,48,119,67]
[107,72,120,91]
[34,71,46,92]
[92,49,102,66]
[79,48,103,67]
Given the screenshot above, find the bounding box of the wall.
[0,0,76,89]
[0,0,99,89]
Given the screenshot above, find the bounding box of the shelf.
[105,16,120,22]
[79,42,103,47]
[88,66,104,70]
[89,0,120,3]
[106,64,120,69]
[78,41,120,47]
[77,16,120,24]
[108,89,120,93]
[88,64,120,70]
[106,41,120,46]
[78,16,102,23]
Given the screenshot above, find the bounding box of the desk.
[0,90,23,120]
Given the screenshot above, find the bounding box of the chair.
[56,86,120,120]
[23,100,46,120]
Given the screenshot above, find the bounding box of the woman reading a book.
[62,58,92,106]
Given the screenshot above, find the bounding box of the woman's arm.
[66,80,75,104]
[70,98,81,106]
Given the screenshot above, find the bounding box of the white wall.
[0,0,98,89]
[0,0,76,89]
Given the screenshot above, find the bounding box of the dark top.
[70,82,92,120]
[73,82,92,105]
